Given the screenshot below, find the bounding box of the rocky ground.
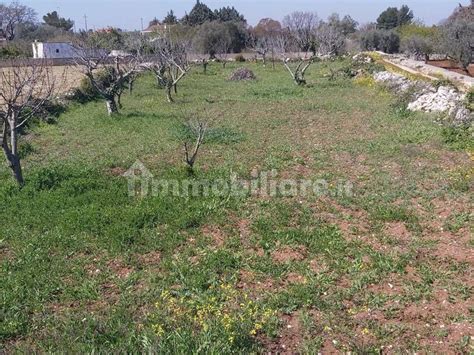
[373,70,473,127]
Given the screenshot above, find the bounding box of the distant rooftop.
[141,23,168,33]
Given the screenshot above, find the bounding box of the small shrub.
[390,87,416,118]
[67,68,116,104]
[28,99,66,124]
[234,54,246,62]
[365,62,386,74]
[18,141,35,159]
[229,68,256,81]
[441,126,474,151]
[0,45,23,58]
[465,89,474,111]
[433,78,456,89]
[65,77,99,104]
[327,66,353,81]
[345,60,385,82]
[353,75,376,87]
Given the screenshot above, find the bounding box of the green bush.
[67,68,116,104]
[465,89,474,111]
[29,99,66,124]
[433,78,456,89]
[0,45,23,58]
[442,126,473,151]
[66,76,99,104]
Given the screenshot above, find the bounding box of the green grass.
[1,61,472,353]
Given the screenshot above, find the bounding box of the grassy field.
[1,60,473,353]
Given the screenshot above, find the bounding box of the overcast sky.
[22,0,465,31]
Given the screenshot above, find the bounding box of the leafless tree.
[192,51,210,74]
[282,11,320,53]
[184,119,207,173]
[0,1,36,41]
[76,52,140,115]
[274,35,317,86]
[315,23,346,57]
[145,38,191,103]
[282,56,318,86]
[126,70,139,95]
[248,34,271,67]
[0,60,58,186]
[215,35,232,68]
[180,107,217,173]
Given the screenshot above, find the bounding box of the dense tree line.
[0,0,472,71]
[357,1,473,69]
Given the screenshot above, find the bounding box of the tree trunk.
[2,121,24,186]
[222,61,227,68]
[128,79,134,95]
[117,92,123,109]
[166,85,174,103]
[106,98,118,115]
[295,77,306,86]
[262,54,266,67]
[174,83,178,94]
[203,61,208,74]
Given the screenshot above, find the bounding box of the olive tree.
[274,35,316,86]
[76,52,140,115]
[440,19,474,71]
[0,60,58,186]
[401,35,434,61]
[183,118,207,173]
[145,38,191,102]
[181,107,217,173]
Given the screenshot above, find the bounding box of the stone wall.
[373,71,473,126]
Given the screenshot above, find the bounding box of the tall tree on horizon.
[43,11,74,31]
[163,10,178,25]
[214,6,246,23]
[376,5,413,30]
[181,0,216,26]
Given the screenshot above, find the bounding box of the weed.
[442,126,474,151]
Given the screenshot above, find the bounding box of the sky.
[22,0,465,31]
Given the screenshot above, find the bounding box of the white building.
[32,41,80,59]
[32,41,107,59]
